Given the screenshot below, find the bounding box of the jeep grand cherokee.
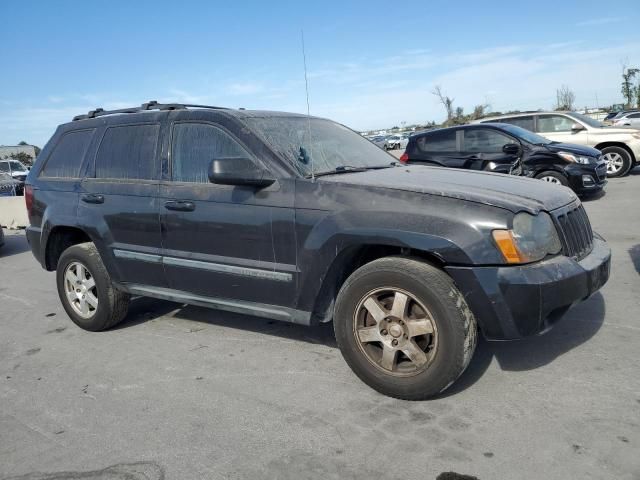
[25,101,611,400]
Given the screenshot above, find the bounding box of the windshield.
[9,161,26,171]
[246,116,395,176]
[496,123,553,145]
[567,112,605,128]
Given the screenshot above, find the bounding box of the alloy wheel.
[604,152,624,174]
[353,287,438,377]
[63,261,98,319]
[539,175,562,185]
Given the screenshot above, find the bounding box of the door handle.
[81,193,104,204]
[164,200,196,212]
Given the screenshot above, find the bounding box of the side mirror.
[571,123,585,132]
[502,143,521,155]
[208,157,275,188]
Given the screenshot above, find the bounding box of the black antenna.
[301,29,314,180]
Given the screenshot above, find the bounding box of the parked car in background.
[0,159,30,181]
[384,135,409,150]
[371,135,387,149]
[25,101,611,400]
[475,111,640,177]
[399,123,607,195]
[0,172,21,196]
[612,111,640,128]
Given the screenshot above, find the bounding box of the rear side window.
[40,129,94,178]
[416,130,457,153]
[95,124,159,180]
[628,113,640,119]
[171,123,252,183]
[463,129,516,153]
[500,116,534,131]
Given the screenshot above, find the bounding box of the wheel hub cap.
[63,261,98,319]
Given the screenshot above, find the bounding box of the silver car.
[612,111,640,128]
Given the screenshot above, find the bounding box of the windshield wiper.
[305,162,399,179]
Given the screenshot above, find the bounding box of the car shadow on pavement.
[442,292,606,397]
[581,189,606,202]
[0,230,30,257]
[629,244,640,275]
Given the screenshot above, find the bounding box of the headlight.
[492,212,562,264]
[557,151,591,164]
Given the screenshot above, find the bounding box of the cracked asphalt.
[1,170,639,480]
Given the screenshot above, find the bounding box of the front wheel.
[601,146,632,177]
[56,242,130,331]
[334,257,477,400]
[535,170,569,186]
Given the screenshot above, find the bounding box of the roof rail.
[72,100,230,121]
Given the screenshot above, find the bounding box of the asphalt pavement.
[1,171,639,480]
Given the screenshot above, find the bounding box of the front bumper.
[446,237,611,340]
[565,162,607,194]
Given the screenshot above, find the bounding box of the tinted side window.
[40,129,94,178]
[537,115,574,133]
[463,129,516,153]
[500,116,534,131]
[628,113,640,119]
[95,124,159,180]
[0,163,8,173]
[416,130,457,153]
[171,123,252,183]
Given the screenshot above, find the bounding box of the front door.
[159,117,296,310]
[536,114,588,146]
[460,128,520,172]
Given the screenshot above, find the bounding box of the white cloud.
[576,17,622,27]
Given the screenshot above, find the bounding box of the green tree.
[621,65,639,108]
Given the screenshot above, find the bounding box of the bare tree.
[432,85,454,123]
[555,85,576,111]
[471,103,491,120]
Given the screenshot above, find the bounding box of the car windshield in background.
[569,112,605,128]
[497,123,553,145]
[246,116,395,177]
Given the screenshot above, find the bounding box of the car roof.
[474,111,577,123]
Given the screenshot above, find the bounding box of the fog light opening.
[582,175,595,186]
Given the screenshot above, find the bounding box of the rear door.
[159,112,296,309]
[410,129,463,167]
[460,128,520,171]
[78,114,167,288]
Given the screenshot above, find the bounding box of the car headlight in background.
[557,151,591,164]
[492,212,562,264]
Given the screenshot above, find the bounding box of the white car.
[384,135,409,150]
[0,159,30,181]
[475,111,640,177]
[613,111,640,128]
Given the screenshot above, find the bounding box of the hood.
[543,142,601,157]
[319,166,576,214]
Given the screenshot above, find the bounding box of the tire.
[534,170,569,186]
[601,146,632,177]
[56,242,130,331]
[334,257,477,400]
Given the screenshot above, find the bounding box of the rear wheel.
[601,146,632,177]
[535,170,568,186]
[334,257,477,400]
[56,242,130,331]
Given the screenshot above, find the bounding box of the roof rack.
[72,100,230,121]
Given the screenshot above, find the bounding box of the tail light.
[399,152,409,164]
[25,185,34,216]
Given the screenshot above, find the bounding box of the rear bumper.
[25,226,44,267]
[446,236,611,340]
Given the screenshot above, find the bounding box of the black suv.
[25,102,611,400]
[400,123,607,195]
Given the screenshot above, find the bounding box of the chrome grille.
[553,203,593,260]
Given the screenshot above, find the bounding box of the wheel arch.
[308,243,446,325]
[44,225,92,271]
[594,142,636,162]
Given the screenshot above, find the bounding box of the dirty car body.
[25,103,611,398]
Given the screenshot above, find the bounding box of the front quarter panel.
[294,179,511,312]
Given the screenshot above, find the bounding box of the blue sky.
[1,0,640,146]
